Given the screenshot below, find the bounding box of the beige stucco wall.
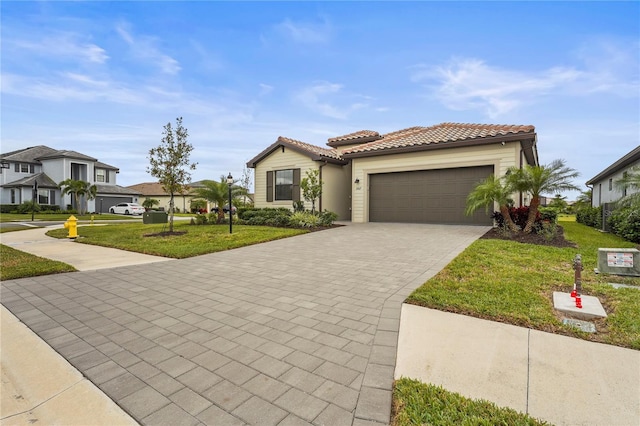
[142,194,197,212]
[350,142,523,223]
[253,147,351,219]
[320,162,351,220]
[254,147,317,210]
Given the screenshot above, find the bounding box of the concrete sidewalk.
[1,306,137,425]
[1,225,171,271]
[395,303,640,426]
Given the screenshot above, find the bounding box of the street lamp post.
[227,173,233,234]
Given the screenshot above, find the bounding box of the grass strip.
[406,219,640,349]
[0,213,144,222]
[1,244,76,280]
[392,378,549,426]
[46,222,308,258]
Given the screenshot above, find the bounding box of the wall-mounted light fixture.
[354,178,360,184]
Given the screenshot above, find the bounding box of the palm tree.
[507,159,580,233]
[466,174,520,232]
[142,198,160,210]
[59,179,97,215]
[191,179,233,223]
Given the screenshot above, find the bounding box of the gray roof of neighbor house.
[0,145,115,167]
[342,122,536,157]
[248,122,538,168]
[246,136,347,168]
[0,145,60,163]
[95,161,119,171]
[585,145,640,185]
[96,184,141,196]
[2,173,59,188]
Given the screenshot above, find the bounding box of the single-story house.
[586,145,640,207]
[126,182,196,212]
[247,122,539,225]
[0,145,140,213]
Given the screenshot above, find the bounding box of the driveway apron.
[1,223,487,425]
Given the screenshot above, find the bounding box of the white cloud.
[411,58,582,118]
[275,17,331,44]
[259,83,274,96]
[115,22,181,75]
[294,82,347,119]
[413,39,639,118]
[10,32,109,64]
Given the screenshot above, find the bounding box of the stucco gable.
[247,136,346,168]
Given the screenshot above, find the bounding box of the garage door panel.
[369,166,493,225]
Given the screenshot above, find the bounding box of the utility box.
[143,211,168,224]
[597,248,640,277]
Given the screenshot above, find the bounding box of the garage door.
[369,166,493,225]
[98,196,133,213]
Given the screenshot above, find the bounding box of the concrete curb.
[0,306,138,425]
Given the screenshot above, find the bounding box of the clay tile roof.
[127,182,192,196]
[327,130,381,143]
[277,136,342,160]
[343,122,535,156]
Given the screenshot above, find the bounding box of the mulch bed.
[480,225,577,248]
[143,231,188,237]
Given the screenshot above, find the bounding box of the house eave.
[585,146,640,186]
[246,140,346,168]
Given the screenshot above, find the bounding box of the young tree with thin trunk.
[147,117,197,232]
[300,169,322,214]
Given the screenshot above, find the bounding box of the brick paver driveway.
[1,223,487,425]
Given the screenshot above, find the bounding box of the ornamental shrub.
[17,201,41,214]
[289,211,320,228]
[318,210,338,226]
[608,199,640,243]
[576,206,602,228]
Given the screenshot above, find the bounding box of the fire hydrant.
[64,215,78,239]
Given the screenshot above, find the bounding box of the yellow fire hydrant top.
[63,215,78,239]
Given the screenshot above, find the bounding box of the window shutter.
[106,171,110,183]
[51,191,56,205]
[30,164,35,173]
[266,171,273,202]
[292,168,301,202]
[14,163,19,172]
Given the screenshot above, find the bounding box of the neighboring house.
[248,122,538,224]
[126,182,197,212]
[586,145,640,207]
[0,145,140,213]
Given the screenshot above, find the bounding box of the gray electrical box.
[597,248,640,277]
[143,211,168,224]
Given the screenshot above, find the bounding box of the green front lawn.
[406,219,640,349]
[0,213,141,222]
[46,222,308,258]
[0,245,76,280]
[393,378,548,426]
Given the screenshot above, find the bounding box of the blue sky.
[2,1,638,197]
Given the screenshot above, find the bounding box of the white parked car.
[109,203,145,215]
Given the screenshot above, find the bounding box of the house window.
[608,178,613,191]
[38,189,49,205]
[622,172,628,197]
[15,163,30,173]
[96,169,106,183]
[275,170,293,200]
